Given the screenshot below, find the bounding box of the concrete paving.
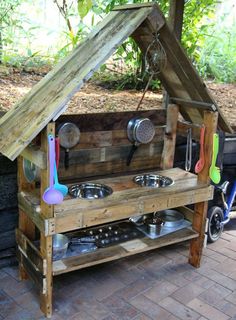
[0,219,236,320]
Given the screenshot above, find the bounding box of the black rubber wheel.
[207,206,224,243]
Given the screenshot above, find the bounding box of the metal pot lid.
[127,118,155,144]
[23,158,39,183]
[57,122,80,149]
[155,210,184,228]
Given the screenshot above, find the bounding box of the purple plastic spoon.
[43,134,63,205]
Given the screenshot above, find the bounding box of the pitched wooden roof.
[0,3,232,161]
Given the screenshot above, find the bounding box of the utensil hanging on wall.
[195,126,205,174]
[126,118,155,166]
[209,133,221,184]
[43,134,63,205]
[23,158,40,183]
[57,122,80,169]
[185,128,192,172]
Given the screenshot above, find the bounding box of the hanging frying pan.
[57,122,80,169]
[23,159,40,183]
[126,118,155,166]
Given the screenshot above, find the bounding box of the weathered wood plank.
[59,142,163,166]
[58,155,162,181]
[16,229,46,275]
[53,227,198,275]
[17,249,46,293]
[160,104,179,169]
[57,110,166,132]
[21,146,46,170]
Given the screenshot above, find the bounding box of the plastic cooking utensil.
[195,126,205,174]
[55,137,60,169]
[209,133,221,184]
[43,134,64,205]
[54,162,68,196]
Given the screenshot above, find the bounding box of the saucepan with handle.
[126,118,155,166]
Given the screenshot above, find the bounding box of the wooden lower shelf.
[53,227,198,275]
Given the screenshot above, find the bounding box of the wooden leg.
[189,201,208,267]
[189,111,218,268]
[40,234,53,318]
[18,209,35,280]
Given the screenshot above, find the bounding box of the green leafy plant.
[198,19,236,82]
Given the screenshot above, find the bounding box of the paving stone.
[171,282,205,305]
[167,315,181,320]
[87,275,125,301]
[225,290,236,304]
[197,268,236,291]
[158,296,201,320]
[101,315,119,320]
[130,294,171,320]
[68,310,95,320]
[144,280,178,302]
[71,296,111,320]
[0,289,23,318]
[138,253,172,272]
[12,287,40,311]
[187,298,230,320]
[3,308,42,320]
[214,247,236,260]
[2,266,20,281]
[133,313,152,320]
[198,283,232,306]
[0,273,33,298]
[212,257,236,275]
[215,299,236,317]
[192,274,215,289]
[101,294,139,319]
[116,275,154,300]
[105,265,147,285]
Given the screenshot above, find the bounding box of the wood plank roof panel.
[0,7,154,160]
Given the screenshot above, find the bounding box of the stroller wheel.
[207,206,224,243]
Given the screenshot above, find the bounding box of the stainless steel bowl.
[53,234,69,261]
[69,183,113,199]
[133,174,174,188]
[154,210,184,228]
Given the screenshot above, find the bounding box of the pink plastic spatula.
[43,134,63,205]
[195,126,205,174]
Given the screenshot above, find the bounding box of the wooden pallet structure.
[0,3,232,318]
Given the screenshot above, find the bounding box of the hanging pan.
[57,122,80,169]
[126,118,155,166]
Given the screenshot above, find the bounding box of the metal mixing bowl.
[69,183,113,199]
[53,234,69,261]
[133,174,174,188]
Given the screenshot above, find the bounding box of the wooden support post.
[17,156,35,280]
[168,0,185,40]
[189,111,218,267]
[162,0,185,108]
[40,122,55,318]
[160,104,179,169]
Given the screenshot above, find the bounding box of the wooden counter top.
[18,167,213,235]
